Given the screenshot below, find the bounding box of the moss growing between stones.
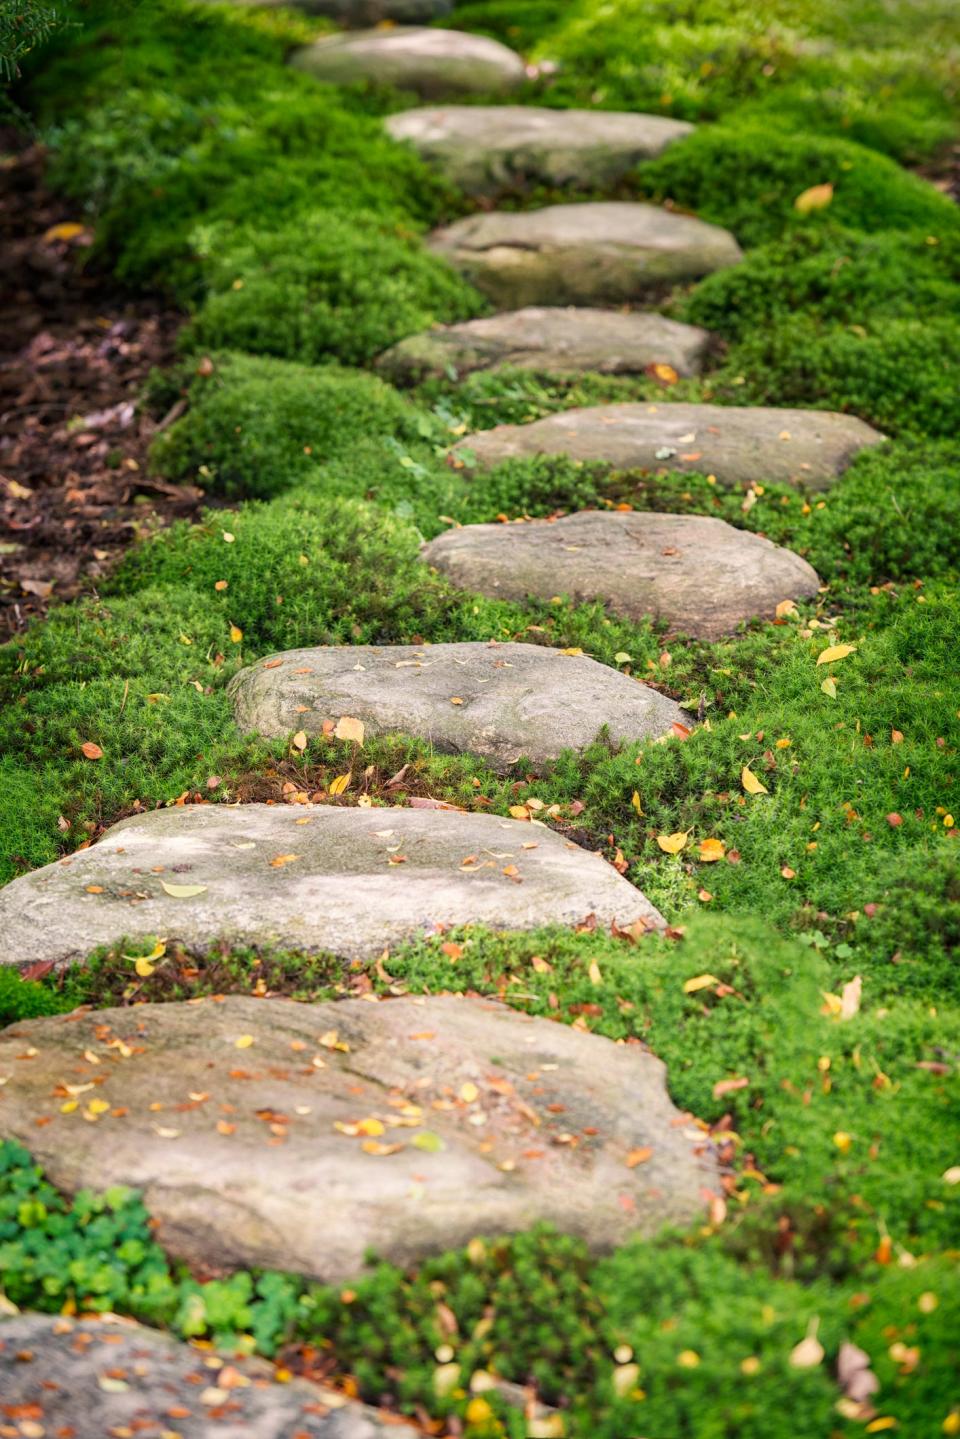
[636,125,960,248]
[186,210,485,368]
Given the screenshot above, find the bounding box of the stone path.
[450,402,886,489]
[0,1313,419,1438]
[376,305,713,382]
[422,510,820,640]
[229,641,689,771]
[0,5,885,1402]
[429,202,743,308]
[0,804,663,970]
[0,994,716,1278]
[386,104,693,192]
[289,27,526,98]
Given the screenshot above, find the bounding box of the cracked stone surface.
[421,510,820,641]
[450,401,886,490]
[428,202,743,307]
[0,804,663,971]
[0,995,717,1279]
[386,104,693,192]
[289,28,526,98]
[229,641,689,771]
[0,1312,418,1437]
[376,306,712,384]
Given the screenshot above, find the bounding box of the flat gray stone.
[421,510,820,641]
[376,306,712,384]
[386,104,693,193]
[0,1313,417,1437]
[289,28,526,99]
[428,202,743,308]
[0,994,717,1279]
[0,804,663,971]
[228,641,688,771]
[451,402,886,491]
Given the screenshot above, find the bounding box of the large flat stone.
[421,510,820,641]
[0,1313,417,1437]
[376,306,712,384]
[386,104,693,193]
[428,202,743,308]
[0,994,717,1279]
[0,804,663,971]
[289,28,526,99]
[229,641,688,771]
[451,402,885,490]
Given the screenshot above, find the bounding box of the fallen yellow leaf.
[816,643,857,666]
[656,831,688,854]
[234,1035,255,1049]
[329,772,351,796]
[741,765,769,796]
[821,676,838,698]
[291,729,307,752]
[335,715,365,745]
[229,624,243,644]
[160,881,208,898]
[44,221,86,242]
[683,973,719,994]
[794,182,834,214]
[698,837,725,862]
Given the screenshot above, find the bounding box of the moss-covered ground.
[1,0,958,1433]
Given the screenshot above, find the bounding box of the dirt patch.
[0,134,203,638]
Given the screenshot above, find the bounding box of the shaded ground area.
[0,135,201,637]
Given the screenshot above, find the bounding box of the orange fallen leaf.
[270,853,301,868]
[80,741,103,760]
[625,1146,653,1167]
[698,837,725,862]
[712,1076,749,1100]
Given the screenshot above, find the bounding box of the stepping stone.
[385,104,694,193]
[0,804,663,971]
[376,306,712,384]
[450,402,886,490]
[229,641,689,772]
[421,510,820,641]
[0,1313,418,1437]
[0,994,718,1279]
[288,28,526,99]
[428,202,743,308]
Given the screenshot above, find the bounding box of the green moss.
[637,124,959,248]
[711,316,960,436]
[150,351,429,499]
[186,209,485,367]
[681,225,960,336]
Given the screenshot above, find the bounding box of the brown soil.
[0,134,203,639]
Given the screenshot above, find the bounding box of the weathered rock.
[289,28,526,99]
[229,641,688,771]
[428,202,742,308]
[386,104,693,193]
[422,510,820,641]
[0,994,716,1278]
[0,1313,417,1437]
[0,804,663,971]
[450,402,885,490]
[376,306,712,384]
